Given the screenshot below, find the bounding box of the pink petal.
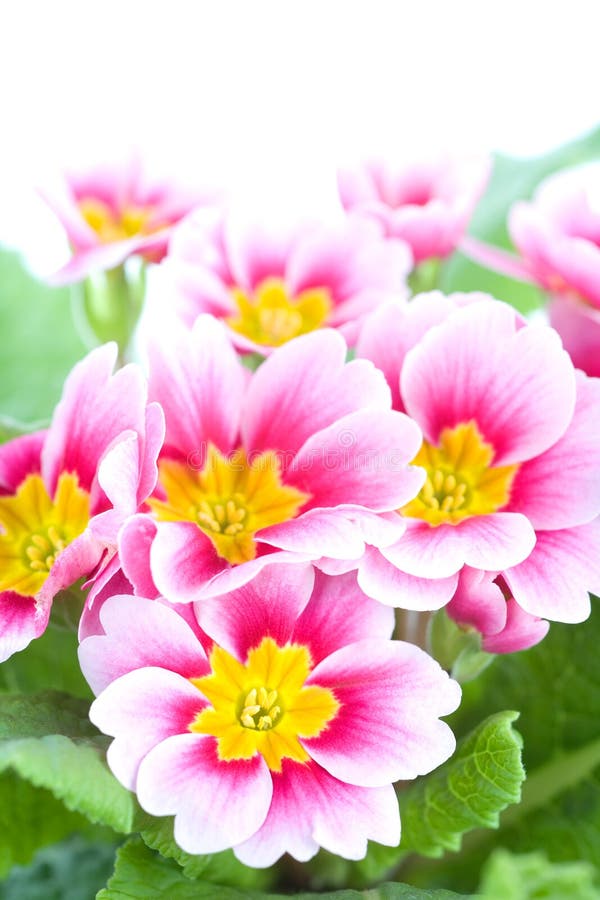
[401,300,577,465]
[78,557,132,641]
[147,314,245,460]
[224,216,294,290]
[304,639,460,786]
[286,409,424,512]
[0,431,45,494]
[195,563,315,660]
[42,345,147,497]
[446,567,507,637]
[47,236,155,285]
[482,599,549,654]
[356,293,459,411]
[150,521,225,604]
[291,569,394,665]
[194,549,315,600]
[508,371,600,529]
[286,218,410,301]
[549,295,600,378]
[78,594,209,695]
[136,733,272,854]
[257,509,366,561]
[235,759,399,867]
[90,667,206,790]
[503,520,600,623]
[358,545,458,609]
[382,513,536,579]
[0,591,48,662]
[119,514,160,598]
[242,330,391,465]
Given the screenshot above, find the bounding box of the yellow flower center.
[0,473,91,597]
[149,444,310,565]
[402,421,518,527]
[227,277,332,347]
[79,197,158,243]
[190,637,339,771]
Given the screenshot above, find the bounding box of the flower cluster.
[2,151,599,868]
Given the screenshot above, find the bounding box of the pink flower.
[338,153,490,263]
[40,155,219,284]
[356,293,600,630]
[446,568,549,655]
[79,564,460,865]
[119,315,423,603]
[161,209,411,353]
[0,344,164,661]
[508,168,600,377]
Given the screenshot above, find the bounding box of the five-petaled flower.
[79,564,460,865]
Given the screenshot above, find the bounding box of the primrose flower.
[79,564,461,865]
[161,209,411,352]
[39,155,219,284]
[508,167,600,377]
[356,293,600,627]
[119,315,423,603]
[0,344,163,661]
[338,153,490,263]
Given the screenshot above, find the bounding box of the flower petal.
[286,409,424,512]
[358,545,458,609]
[79,594,209,695]
[304,639,460,786]
[504,520,600,623]
[291,569,394,665]
[90,667,206,790]
[147,314,246,461]
[508,372,600,529]
[136,732,272,854]
[234,759,399,867]
[196,563,315,661]
[242,330,391,464]
[0,591,48,662]
[401,300,577,465]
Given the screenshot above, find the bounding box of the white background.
[1,1,599,271]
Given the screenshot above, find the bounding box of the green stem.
[77,262,146,365]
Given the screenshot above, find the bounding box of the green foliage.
[0,621,92,699]
[98,839,470,900]
[0,691,137,874]
[0,836,117,900]
[440,124,600,312]
[477,848,600,900]
[137,812,274,890]
[0,247,86,422]
[399,711,524,857]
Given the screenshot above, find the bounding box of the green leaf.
[0,621,92,699]
[0,835,117,900]
[98,838,469,899]
[138,813,274,890]
[407,600,600,893]
[0,691,138,874]
[477,848,600,900]
[440,125,600,313]
[0,246,86,422]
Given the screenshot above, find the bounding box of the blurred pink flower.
[356,293,600,632]
[338,153,490,263]
[0,345,164,661]
[40,155,219,284]
[162,210,411,352]
[509,167,600,376]
[79,564,460,865]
